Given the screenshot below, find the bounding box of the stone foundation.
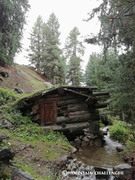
[74,128,104,148]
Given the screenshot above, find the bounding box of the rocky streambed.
[60,127,135,180]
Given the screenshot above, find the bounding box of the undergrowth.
[109,121,130,143]
[0,87,71,180]
[0,87,18,105]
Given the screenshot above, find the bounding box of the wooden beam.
[57,99,85,106]
[68,104,89,112]
[42,122,89,133]
[56,113,91,124]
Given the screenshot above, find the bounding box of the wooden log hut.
[16,86,109,138]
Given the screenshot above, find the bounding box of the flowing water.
[75,127,125,180]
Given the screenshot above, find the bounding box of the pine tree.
[0,0,30,64]
[65,27,85,86]
[42,13,62,84]
[28,13,66,84]
[85,50,135,121]
[28,16,43,72]
[86,0,135,122]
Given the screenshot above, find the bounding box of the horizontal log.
[93,92,109,96]
[57,99,85,106]
[42,122,89,134]
[69,110,90,116]
[95,103,108,109]
[62,85,97,90]
[68,104,89,112]
[56,113,91,124]
[58,104,89,116]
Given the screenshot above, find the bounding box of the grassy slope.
[0,127,71,180]
[0,63,49,93]
[0,65,71,179]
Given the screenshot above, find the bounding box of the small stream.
[74,126,125,180]
[76,127,124,168]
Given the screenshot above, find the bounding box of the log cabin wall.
[16,86,108,138]
[31,91,93,126]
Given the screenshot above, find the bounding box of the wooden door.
[40,102,57,126]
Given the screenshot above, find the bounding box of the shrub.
[109,121,129,143]
[1,105,31,126]
[0,87,18,105]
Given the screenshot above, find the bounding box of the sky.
[15,0,102,69]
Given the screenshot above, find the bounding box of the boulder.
[0,149,14,162]
[70,146,77,154]
[116,146,124,152]
[0,118,13,129]
[113,163,133,180]
[0,72,9,78]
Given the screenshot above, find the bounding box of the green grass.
[109,121,130,143]
[0,87,18,105]
[0,87,70,179]
[0,163,12,179]
[13,157,59,180]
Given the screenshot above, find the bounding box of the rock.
[83,128,89,132]
[94,137,103,147]
[81,140,89,147]
[0,72,9,78]
[13,88,23,94]
[87,134,95,139]
[0,148,14,162]
[79,135,84,140]
[89,140,94,146]
[83,136,90,142]
[70,146,77,154]
[12,168,35,180]
[116,146,124,152]
[0,119,13,129]
[74,137,81,148]
[113,163,133,180]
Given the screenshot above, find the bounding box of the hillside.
[0,62,52,93]
[0,62,72,180]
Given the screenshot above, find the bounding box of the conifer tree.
[28,13,65,84]
[65,27,85,86]
[42,13,62,84]
[28,16,43,72]
[0,0,30,64]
